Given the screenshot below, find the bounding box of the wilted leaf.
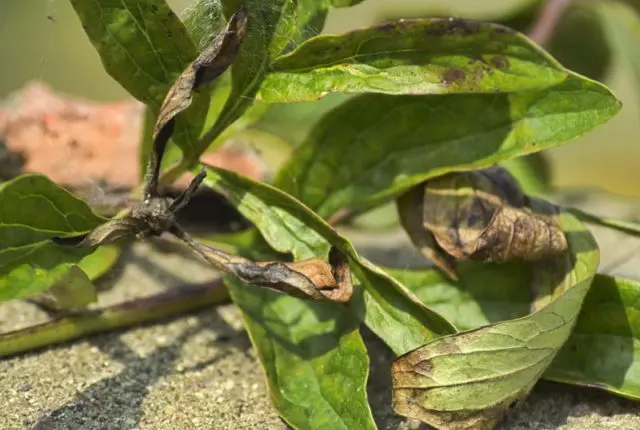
[145,8,247,192]
[389,268,640,401]
[397,166,567,280]
[194,242,353,302]
[199,164,454,353]
[277,74,620,219]
[259,18,568,103]
[391,212,599,428]
[0,174,105,300]
[70,0,210,163]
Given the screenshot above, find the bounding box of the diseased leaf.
[259,18,568,103]
[70,0,210,162]
[389,268,640,400]
[198,164,455,354]
[191,241,353,303]
[391,212,600,428]
[225,277,375,430]
[145,9,248,194]
[277,74,620,219]
[397,166,567,280]
[0,174,105,300]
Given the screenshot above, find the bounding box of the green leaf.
[198,164,455,354]
[225,277,376,430]
[501,152,552,195]
[0,174,105,301]
[388,262,532,331]
[259,18,568,103]
[70,0,210,162]
[277,74,621,219]
[37,244,122,311]
[201,0,296,152]
[40,266,98,310]
[389,260,640,401]
[546,274,640,400]
[77,244,123,281]
[392,212,600,428]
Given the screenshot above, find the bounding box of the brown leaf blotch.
[441,68,467,86]
[490,55,509,70]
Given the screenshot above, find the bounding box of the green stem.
[0,280,230,358]
[566,207,640,238]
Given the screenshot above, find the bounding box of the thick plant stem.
[0,280,230,358]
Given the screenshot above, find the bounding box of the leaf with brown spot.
[391,211,599,429]
[259,17,569,102]
[397,166,568,280]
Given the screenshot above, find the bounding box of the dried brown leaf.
[398,165,568,280]
[192,241,353,303]
[145,9,248,198]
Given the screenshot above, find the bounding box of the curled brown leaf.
[397,165,568,280]
[144,8,248,199]
[186,237,353,303]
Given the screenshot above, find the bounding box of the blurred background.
[1,0,640,196]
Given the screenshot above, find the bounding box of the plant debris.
[52,8,351,304]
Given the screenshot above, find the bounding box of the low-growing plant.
[2,1,640,428]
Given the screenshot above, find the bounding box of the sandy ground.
[1,192,640,430]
